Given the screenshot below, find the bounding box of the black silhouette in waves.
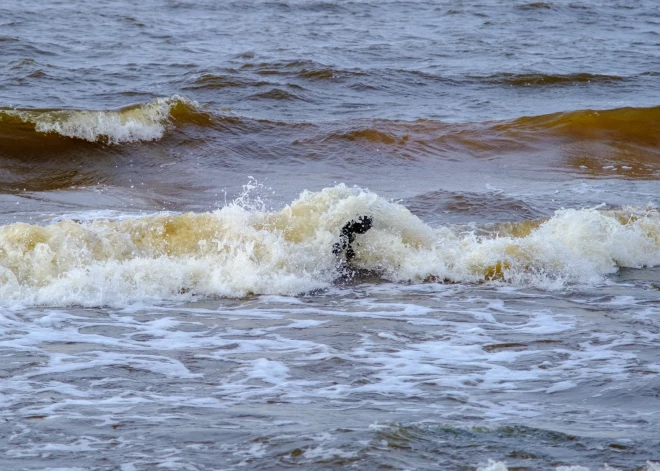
[333,215,373,261]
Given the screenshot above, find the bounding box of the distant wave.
[403,190,542,223]
[184,60,640,88]
[304,105,660,147]
[475,72,626,86]
[3,98,656,149]
[182,73,271,90]
[247,88,307,101]
[1,102,658,193]
[237,59,366,81]
[308,105,660,175]
[1,185,659,307]
[504,105,660,144]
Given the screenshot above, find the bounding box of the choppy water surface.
[1,0,660,469]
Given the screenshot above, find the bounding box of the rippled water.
[1,1,660,470]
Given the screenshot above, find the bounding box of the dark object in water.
[332,215,373,260]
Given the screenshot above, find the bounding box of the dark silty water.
[1,1,660,470]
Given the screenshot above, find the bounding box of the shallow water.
[1,0,660,470]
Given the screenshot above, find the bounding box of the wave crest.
[0,95,200,144]
[507,105,660,145]
[1,185,659,307]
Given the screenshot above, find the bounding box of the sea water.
[1,1,660,469]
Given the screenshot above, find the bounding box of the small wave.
[182,72,270,90]
[0,95,201,145]
[5,99,654,151]
[478,72,626,87]
[504,105,660,146]
[298,68,338,80]
[327,127,404,145]
[516,2,555,10]
[304,105,660,152]
[1,185,659,307]
[248,88,307,101]
[298,66,365,81]
[2,102,658,191]
[404,190,542,223]
[240,59,365,81]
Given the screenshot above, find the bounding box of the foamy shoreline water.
[2,275,659,469]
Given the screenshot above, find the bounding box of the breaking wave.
[1,185,659,307]
[3,99,657,148]
[1,99,657,171]
[0,95,205,145]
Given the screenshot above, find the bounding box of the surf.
[1,185,658,307]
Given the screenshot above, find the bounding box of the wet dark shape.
[332,215,373,261]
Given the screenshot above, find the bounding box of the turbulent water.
[1,1,660,470]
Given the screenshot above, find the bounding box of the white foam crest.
[358,204,660,287]
[1,185,659,307]
[10,95,195,143]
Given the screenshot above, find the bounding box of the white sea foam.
[478,460,509,471]
[8,95,195,143]
[2,283,658,465]
[1,185,659,307]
